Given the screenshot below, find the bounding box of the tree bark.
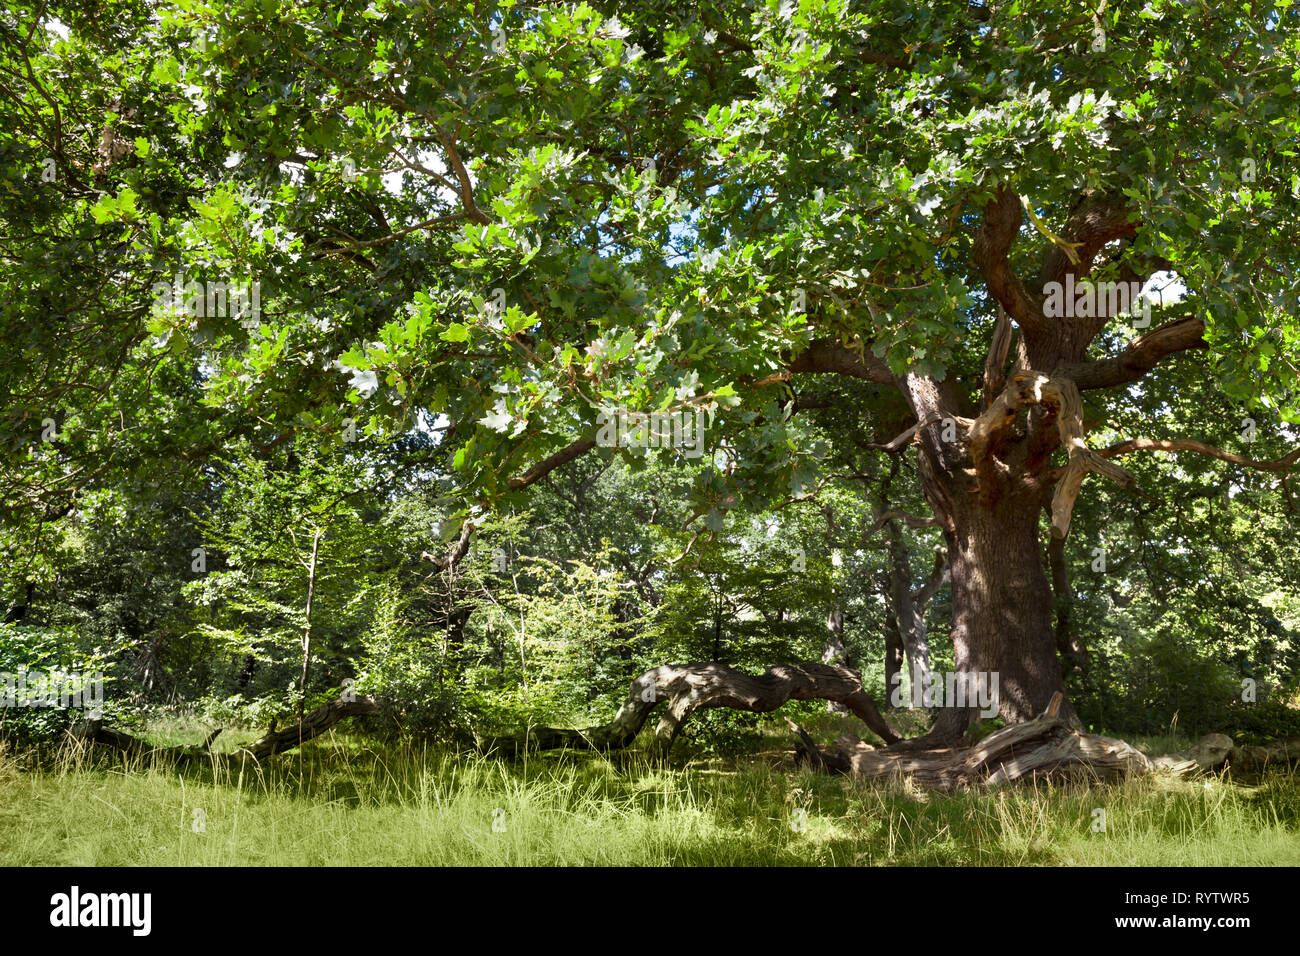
[793,699,1300,788]
[822,606,849,715]
[928,484,1065,740]
[883,601,904,709]
[904,372,1079,744]
[793,693,1200,788]
[794,695,1150,788]
[884,521,933,707]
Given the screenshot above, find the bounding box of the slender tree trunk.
[884,522,932,706]
[1048,531,1087,673]
[823,606,846,665]
[823,606,849,715]
[883,605,904,708]
[712,587,723,662]
[297,529,322,743]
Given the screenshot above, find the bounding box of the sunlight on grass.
[1,734,1297,866]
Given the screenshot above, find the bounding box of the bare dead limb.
[982,304,1013,410]
[420,516,477,570]
[476,662,900,757]
[968,371,1137,536]
[864,417,940,454]
[788,694,1276,790]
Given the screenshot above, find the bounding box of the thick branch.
[438,128,490,225]
[73,696,381,762]
[973,186,1044,336]
[1089,439,1300,473]
[1037,192,1140,296]
[868,508,941,534]
[1057,317,1207,391]
[506,437,598,490]
[476,662,900,756]
[818,694,1157,788]
[420,516,476,570]
[804,701,1296,788]
[911,548,949,608]
[787,337,896,385]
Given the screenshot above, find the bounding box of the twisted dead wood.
[790,694,1300,789]
[476,661,900,756]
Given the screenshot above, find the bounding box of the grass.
[2,721,1299,866]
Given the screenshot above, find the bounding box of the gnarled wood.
[792,694,1300,789]
[793,693,1153,789]
[967,371,1136,537]
[476,662,899,756]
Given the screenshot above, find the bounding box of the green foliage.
[356,580,464,740]
[187,437,398,716]
[0,623,115,747]
[1223,698,1300,745]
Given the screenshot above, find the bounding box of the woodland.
[1,0,1299,866]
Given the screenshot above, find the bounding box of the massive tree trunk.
[927,483,1064,740]
[903,373,1074,744]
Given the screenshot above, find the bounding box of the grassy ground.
[2,718,1299,866]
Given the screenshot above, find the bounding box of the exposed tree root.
[790,694,1300,789]
[475,662,900,756]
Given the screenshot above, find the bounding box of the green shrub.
[1222,698,1300,745]
[0,623,114,748]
